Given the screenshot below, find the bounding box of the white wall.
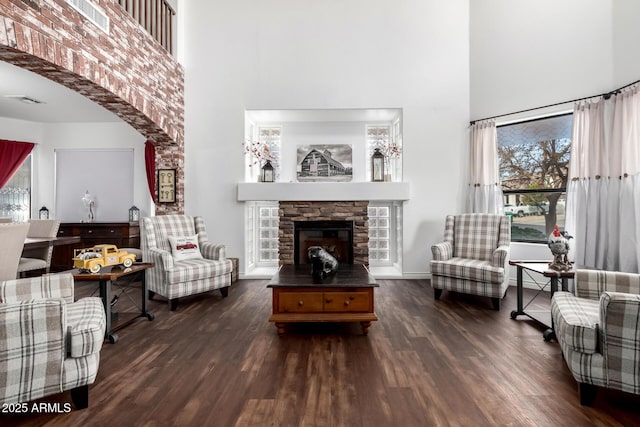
[1,120,151,221]
[183,0,470,276]
[40,122,150,221]
[470,0,614,121]
[612,0,640,87]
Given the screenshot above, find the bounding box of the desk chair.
[18,219,61,277]
[0,222,29,281]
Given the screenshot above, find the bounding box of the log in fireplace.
[294,220,354,264]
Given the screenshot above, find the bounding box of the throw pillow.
[168,234,203,261]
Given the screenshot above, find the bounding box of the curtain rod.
[469,78,640,126]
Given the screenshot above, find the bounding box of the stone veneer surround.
[279,201,369,265]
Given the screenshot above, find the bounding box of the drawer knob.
[344,300,350,306]
[298,300,304,306]
[88,230,93,233]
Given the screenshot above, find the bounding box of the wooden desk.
[509,260,575,340]
[267,264,378,335]
[70,263,154,343]
[23,236,81,274]
[24,235,80,250]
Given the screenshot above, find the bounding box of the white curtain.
[566,86,640,272]
[466,120,504,214]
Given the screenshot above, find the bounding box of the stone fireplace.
[279,201,368,265]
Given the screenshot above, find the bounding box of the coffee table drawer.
[323,291,371,312]
[279,292,324,313]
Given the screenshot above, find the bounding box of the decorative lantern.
[261,160,275,183]
[129,205,140,222]
[371,148,385,182]
[39,206,49,219]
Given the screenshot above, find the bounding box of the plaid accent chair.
[141,215,233,311]
[0,273,105,409]
[551,269,640,405]
[430,214,511,310]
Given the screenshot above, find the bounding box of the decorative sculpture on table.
[548,225,573,271]
[308,246,338,281]
[82,190,95,222]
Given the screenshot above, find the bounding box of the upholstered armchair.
[430,214,511,310]
[0,273,105,409]
[551,269,640,405]
[141,215,233,310]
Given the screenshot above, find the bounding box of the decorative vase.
[384,157,396,182]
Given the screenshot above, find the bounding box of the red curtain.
[0,140,35,188]
[145,140,157,203]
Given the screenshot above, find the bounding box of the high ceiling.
[1,60,401,126]
[0,60,121,123]
[245,108,401,123]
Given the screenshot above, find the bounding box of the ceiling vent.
[4,95,45,105]
[66,0,110,34]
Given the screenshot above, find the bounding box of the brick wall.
[279,201,369,265]
[0,0,184,214]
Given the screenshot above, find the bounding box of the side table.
[509,260,575,341]
[228,257,239,283]
[70,262,155,343]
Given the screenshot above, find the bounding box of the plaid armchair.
[141,215,233,311]
[551,269,640,405]
[0,273,105,409]
[430,214,511,310]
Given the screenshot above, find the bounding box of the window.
[258,126,281,181]
[366,125,390,181]
[258,204,279,263]
[244,126,282,182]
[368,201,402,267]
[497,114,572,243]
[0,154,31,222]
[245,201,279,269]
[366,124,402,182]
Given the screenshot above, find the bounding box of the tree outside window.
[498,114,572,241]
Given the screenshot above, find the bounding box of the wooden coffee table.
[267,264,378,335]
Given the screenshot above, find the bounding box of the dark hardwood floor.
[3,277,640,426]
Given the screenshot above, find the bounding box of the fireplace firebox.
[294,220,353,264]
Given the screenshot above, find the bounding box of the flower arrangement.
[243,140,276,167]
[382,142,402,159]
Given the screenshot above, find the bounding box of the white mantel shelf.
[237,182,411,201]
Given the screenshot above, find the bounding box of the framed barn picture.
[296,144,353,182]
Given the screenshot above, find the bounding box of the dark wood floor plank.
[2,278,640,426]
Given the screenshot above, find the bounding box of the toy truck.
[73,244,137,273]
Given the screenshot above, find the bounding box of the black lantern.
[371,148,385,182]
[129,205,140,222]
[39,206,49,219]
[261,160,275,182]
